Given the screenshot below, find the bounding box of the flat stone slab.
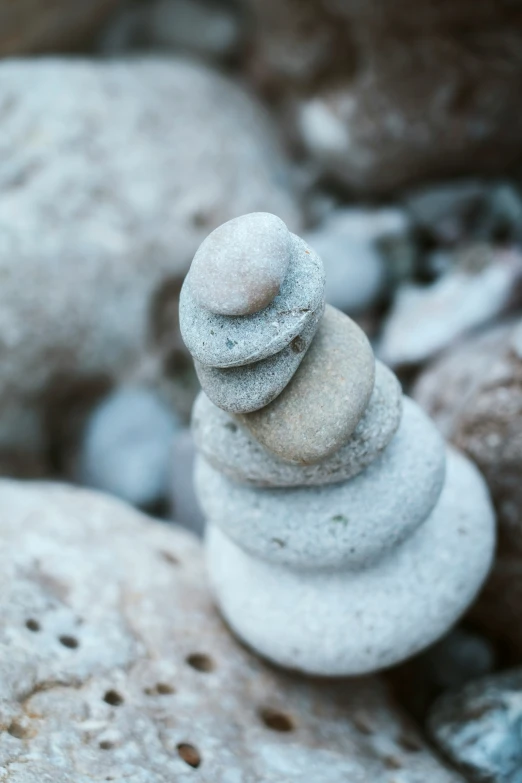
[196,398,446,570]
[180,234,325,368]
[187,212,292,315]
[0,479,463,783]
[206,448,495,676]
[195,301,324,413]
[239,305,375,463]
[193,361,403,485]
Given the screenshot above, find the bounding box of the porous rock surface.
[243,0,522,194]
[0,478,463,783]
[414,318,522,655]
[0,0,119,55]
[0,57,299,466]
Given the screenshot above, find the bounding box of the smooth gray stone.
[187,212,292,316]
[196,397,446,570]
[179,234,325,368]
[239,305,375,464]
[205,448,495,676]
[192,361,402,486]
[194,300,324,413]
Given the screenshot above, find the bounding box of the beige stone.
[0,478,463,782]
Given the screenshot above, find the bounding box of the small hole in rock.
[26,619,40,632]
[187,653,215,672]
[99,740,114,750]
[160,550,180,566]
[7,721,28,739]
[384,756,403,770]
[398,733,423,752]
[59,634,79,649]
[156,683,175,695]
[290,336,305,354]
[177,743,201,768]
[104,690,124,707]
[259,707,294,732]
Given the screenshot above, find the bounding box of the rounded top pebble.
[188,212,292,316]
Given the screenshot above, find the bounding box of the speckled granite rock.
[197,398,446,570]
[243,0,522,194]
[0,0,119,55]
[195,297,324,413]
[0,478,464,783]
[240,305,375,463]
[429,668,522,783]
[192,361,402,486]
[414,318,522,655]
[0,57,299,468]
[180,235,324,368]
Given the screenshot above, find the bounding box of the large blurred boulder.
[0,57,299,472]
[0,478,464,781]
[243,0,522,195]
[0,0,120,55]
[414,319,522,655]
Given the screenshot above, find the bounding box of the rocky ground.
[0,0,522,780]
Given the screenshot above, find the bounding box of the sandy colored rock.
[196,398,446,570]
[0,0,119,55]
[414,318,522,656]
[188,213,292,316]
[207,449,495,676]
[0,478,463,783]
[240,305,375,463]
[0,57,299,467]
[243,0,522,194]
[180,235,324,368]
[192,361,402,486]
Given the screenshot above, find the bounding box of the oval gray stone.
[239,304,375,463]
[187,212,292,316]
[194,300,324,413]
[192,361,403,486]
[196,398,446,570]
[179,234,325,368]
[206,448,495,676]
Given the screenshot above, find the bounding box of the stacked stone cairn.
[180,212,496,676]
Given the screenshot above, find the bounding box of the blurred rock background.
[1,1,522,779]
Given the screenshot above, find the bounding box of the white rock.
[304,207,409,314]
[379,247,522,366]
[206,449,495,676]
[197,398,446,570]
[79,386,178,509]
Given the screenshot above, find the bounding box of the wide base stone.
[206,449,495,676]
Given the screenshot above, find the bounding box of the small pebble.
[180,234,325,368]
[192,361,402,486]
[239,305,375,464]
[188,212,292,316]
[79,386,178,511]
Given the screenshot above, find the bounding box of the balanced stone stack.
[180,212,496,677]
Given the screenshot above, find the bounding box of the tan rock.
[243,0,522,194]
[240,305,375,464]
[414,318,522,655]
[0,0,119,55]
[0,478,463,782]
